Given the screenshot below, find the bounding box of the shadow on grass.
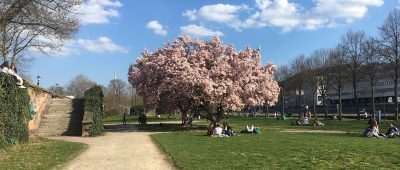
[136,123,208,132]
[104,123,208,133]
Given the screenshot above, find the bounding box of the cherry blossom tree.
[128,36,280,125]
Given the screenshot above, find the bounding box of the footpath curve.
[50,126,175,170]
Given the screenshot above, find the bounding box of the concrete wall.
[27,85,53,134]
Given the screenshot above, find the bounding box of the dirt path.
[50,128,175,170]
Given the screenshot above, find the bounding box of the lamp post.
[36,75,41,86]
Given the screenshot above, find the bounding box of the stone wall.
[27,85,53,134]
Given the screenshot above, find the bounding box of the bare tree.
[65,74,96,98]
[275,65,292,116]
[48,84,65,96]
[289,55,307,115]
[328,46,347,119]
[341,30,367,120]
[108,79,127,110]
[308,49,331,118]
[379,9,400,120]
[0,0,82,69]
[363,38,382,118]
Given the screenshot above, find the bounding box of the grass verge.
[0,137,87,170]
[151,117,400,169]
[152,130,400,169]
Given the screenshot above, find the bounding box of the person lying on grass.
[291,115,304,125]
[240,125,261,134]
[386,123,399,138]
[312,118,325,126]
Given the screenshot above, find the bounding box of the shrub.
[84,85,104,136]
[0,72,29,147]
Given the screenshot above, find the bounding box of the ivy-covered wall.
[0,72,30,147]
[84,85,104,136]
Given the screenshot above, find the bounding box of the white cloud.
[180,24,224,37]
[146,21,168,36]
[183,4,247,30]
[77,37,127,53]
[78,0,123,24]
[183,0,384,32]
[183,9,197,20]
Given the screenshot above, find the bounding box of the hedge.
[0,72,29,147]
[84,85,104,136]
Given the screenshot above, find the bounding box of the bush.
[84,85,104,136]
[0,72,29,147]
[130,105,144,115]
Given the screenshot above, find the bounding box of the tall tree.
[65,74,96,98]
[311,49,332,119]
[379,9,400,120]
[341,30,367,120]
[363,38,381,118]
[274,65,292,116]
[289,55,307,115]
[128,36,280,125]
[108,78,127,110]
[328,46,347,119]
[0,0,81,69]
[48,84,65,96]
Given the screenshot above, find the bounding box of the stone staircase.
[37,99,84,137]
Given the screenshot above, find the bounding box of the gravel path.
[50,128,175,170]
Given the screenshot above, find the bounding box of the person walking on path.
[122,112,127,125]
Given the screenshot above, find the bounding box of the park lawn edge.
[53,140,89,170]
[150,133,180,169]
[0,137,88,170]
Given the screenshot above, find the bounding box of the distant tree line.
[48,74,141,117]
[276,9,400,120]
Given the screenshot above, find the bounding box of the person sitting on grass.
[386,123,399,138]
[138,113,147,125]
[312,118,325,126]
[365,119,384,138]
[303,116,309,126]
[213,124,229,137]
[223,122,236,136]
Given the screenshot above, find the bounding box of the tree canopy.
[128,36,280,123]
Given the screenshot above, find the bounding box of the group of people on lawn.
[292,113,325,126]
[208,123,261,137]
[364,119,399,138]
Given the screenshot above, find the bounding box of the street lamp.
[36,75,41,86]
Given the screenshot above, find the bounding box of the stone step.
[42,115,82,119]
[48,107,73,111]
[48,107,73,112]
[39,128,82,133]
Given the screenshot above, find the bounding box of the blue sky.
[29,0,398,88]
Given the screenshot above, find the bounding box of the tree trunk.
[353,74,360,120]
[395,70,399,120]
[371,84,376,118]
[313,89,317,118]
[298,87,302,115]
[323,94,328,119]
[281,88,285,117]
[338,87,343,119]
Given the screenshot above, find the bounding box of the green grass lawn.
[0,138,87,170]
[151,117,400,169]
